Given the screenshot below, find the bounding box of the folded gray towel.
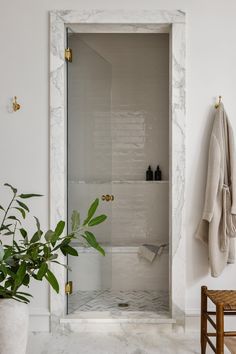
[138,243,168,263]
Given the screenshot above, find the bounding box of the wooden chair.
[201,286,236,353]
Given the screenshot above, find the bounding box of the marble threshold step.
[60,312,176,333]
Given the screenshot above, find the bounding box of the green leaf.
[7,216,21,224]
[54,221,65,237]
[88,214,107,227]
[17,291,32,297]
[3,231,14,236]
[13,294,30,303]
[22,274,30,286]
[30,230,43,243]
[71,210,80,232]
[52,238,70,252]
[0,265,7,279]
[18,193,42,199]
[45,269,59,293]
[51,221,65,245]
[31,247,39,261]
[0,205,5,211]
[3,247,13,260]
[4,279,14,289]
[60,245,78,257]
[14,207,26,219]
[16,200,29,212]
[44,230,54,242]
[43,245,51,259]
[4,183,17,194]
[34,216,42,240]
[0,245,4,262]
[15,262,27,286]
[19,228,27,238]
[83,198,99,225]
[82,231,105,256]
[48,254,58,261]
[0,225,11,232]
[37,263,48,280]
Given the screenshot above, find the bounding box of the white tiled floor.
[27,331,233,354]
[27,332,201,354]
[68,290,169,314]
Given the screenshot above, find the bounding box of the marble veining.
[50,10,185,331]
[27,332,202,354]
[68,290,169,314]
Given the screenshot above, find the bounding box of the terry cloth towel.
[195,103,236,277]
[138,244,168,263]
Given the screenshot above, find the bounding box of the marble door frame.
[50,9,186,331]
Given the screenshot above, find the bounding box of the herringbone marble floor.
[68,290,169,314]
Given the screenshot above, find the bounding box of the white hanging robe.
[196,103,236,277]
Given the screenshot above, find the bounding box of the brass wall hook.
[215,95,222,109]
[12,96,21,112]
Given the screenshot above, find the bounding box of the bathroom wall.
[1,0,236,331]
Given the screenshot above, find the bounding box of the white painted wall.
[1,0,236,330]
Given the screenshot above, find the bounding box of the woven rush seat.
[201,286,236,353]
[206,290,236,310]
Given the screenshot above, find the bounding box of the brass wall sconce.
[12,96,21,112]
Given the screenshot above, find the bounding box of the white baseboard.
[29,308,50,332]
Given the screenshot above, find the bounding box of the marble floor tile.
[68,290,169,315]
[27,331,230,354]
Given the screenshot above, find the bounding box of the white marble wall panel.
[50,10,185,330]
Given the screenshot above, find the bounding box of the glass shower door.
[67,34,112,314]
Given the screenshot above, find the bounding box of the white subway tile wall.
[68,33,169,295]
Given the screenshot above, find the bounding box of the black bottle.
[146,166,153,181]
[155,166,162,181]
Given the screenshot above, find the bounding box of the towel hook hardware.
[101,195,114,202]
[215,95,222,109]
[12,96,21,112]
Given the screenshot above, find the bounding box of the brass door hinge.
[65,281,73,295]
[65,48,72,62]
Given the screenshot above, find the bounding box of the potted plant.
[0,183,106,354]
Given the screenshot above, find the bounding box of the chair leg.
[201,286,208,354]
[216,303,224,354]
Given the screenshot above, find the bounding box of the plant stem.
[12,222,17,246]
[0,193,16,229]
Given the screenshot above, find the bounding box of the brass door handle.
[101,194,114,202]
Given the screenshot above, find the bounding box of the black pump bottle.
[146,166,153,181]
[155,165,162,181]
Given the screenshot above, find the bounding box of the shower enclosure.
[67,32,170,317]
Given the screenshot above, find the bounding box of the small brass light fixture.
[12,96,21,112]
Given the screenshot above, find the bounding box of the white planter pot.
[0,299,29,354]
